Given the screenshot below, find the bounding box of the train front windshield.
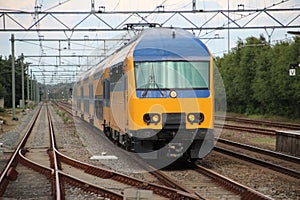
[134,61,210,90]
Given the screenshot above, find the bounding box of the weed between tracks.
[55,109,69,123]
[71,131,79,138]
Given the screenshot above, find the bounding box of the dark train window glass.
[89,84,94,99]
[80,87,84,98]
[110,63,123,84]
[77,99,81,110]
[134,61,209,89]
[84,99,89,114]
[95,100,103,120]
[103,79,110,106]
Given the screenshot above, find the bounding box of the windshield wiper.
[142,65,165,97]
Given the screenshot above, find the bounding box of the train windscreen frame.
[134,61,210,90]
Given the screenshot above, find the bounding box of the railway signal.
[289,64,299,76]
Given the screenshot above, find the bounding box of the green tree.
[0,55,30,108]
[216,35,300,118]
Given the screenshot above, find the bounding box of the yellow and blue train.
[74,28,214,162]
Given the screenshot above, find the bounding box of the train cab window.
[134,61,209,89]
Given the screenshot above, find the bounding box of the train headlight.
[143,113,160,125]
[188,114,195,122]
[152,114,160,123]
[187,113,204,124]
[170,90,177,98]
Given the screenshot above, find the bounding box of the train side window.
[89,84,94,99]
[103,79,110,107]
[95,100,103,120]
[80,87,84,98]
[84,99,89,114]
[77,99,81,110]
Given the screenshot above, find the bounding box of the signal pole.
[21,53,25,112]
[31,69,33,101]
[27,66,30,104]
[11,34,17,120]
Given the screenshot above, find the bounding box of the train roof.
[77,28,211,82]
[133,28,210,62]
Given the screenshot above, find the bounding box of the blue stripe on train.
[136,89,210,98]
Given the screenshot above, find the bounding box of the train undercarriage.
[103,124,215,162]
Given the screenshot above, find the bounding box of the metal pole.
[21,53,25,112]
[27,66,30,104]
[227,0,230,53]
[36,81,39,102]
[33,75,36,102]
[11,34,17,120]
[31,69,33,101]
[44,78,47,101]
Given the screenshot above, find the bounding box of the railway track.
[215,124,275,136]
[216,115,300,130]
[1,104,124,199]
[0,104,43,197]
[215,139,300,179]
[158,162,272,200]
[55,101,272,200]
[15,102,200,199]
[192,164,272,200]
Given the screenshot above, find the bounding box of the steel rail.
[54,101,200,199]
[215,115,300,130]
[215,124,275,135]
[0,105,42,196]
[46,105,63,199]
[56,101,272,200]
[54,101,202,197]
[55,149,199,199]
[193,164,273,200]
[58,171,123,200]
[214,146,300,179]
[19,147,123,200]
[18,149,54,183]
[56,101,274,199]
[217,138,300,164]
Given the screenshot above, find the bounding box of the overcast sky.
[0,0,299,83]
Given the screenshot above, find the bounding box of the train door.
[123,72,128,132]
[110,64,127,133]
[103,78,110,129]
